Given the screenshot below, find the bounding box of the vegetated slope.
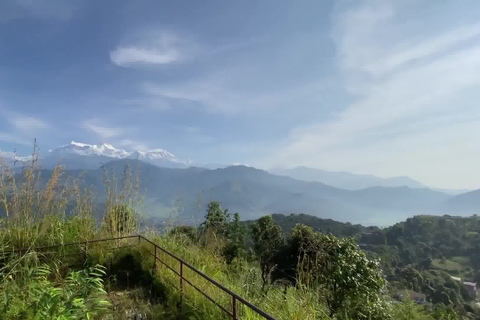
[244,213,369,238]
[25,159,460,226]
[248,213,480,315]
[443,189,480,214]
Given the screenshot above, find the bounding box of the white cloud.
[110,31,194,67]
[110,47,180,67]
[110,30,257,69]
[81,119,123,140]
[261,0,480,189]
[11,116,49,130]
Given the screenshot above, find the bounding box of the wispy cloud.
[11,116,49,130]
[110,47,180,67]
[110,29,258,69]
[142,79,323,115]
[0,105,50,146]
[260,0,480,189]
[117,139,150,152]
[81,119,124,140]
[110,31,195,67]
[0,132,32,146]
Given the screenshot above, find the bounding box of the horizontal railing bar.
[181,275,234,317]
[2,235,139,254]
[147,250,181,277]
[2,235,276,320]
[139,236,276,320]
[146,251,180,291]
[140,236,184,262]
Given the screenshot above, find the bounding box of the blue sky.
[1,0,480,189]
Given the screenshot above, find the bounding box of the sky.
[1,0,480,189]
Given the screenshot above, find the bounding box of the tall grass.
[0,145,143,250]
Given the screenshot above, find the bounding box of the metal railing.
[4,235,277,320]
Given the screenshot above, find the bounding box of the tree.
[419,257,433,270]
[223,212,247,263]
[284,224,388,319]
[319,235,387,318]
[251,215,284,289]
[202,201,229,233]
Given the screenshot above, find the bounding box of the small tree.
[202,201,230,234]
[199,201,231,250]
[251,215,284,290]
[223,212,247,263]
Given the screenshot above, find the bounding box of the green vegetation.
[0,150,474,319]
[1,260,110,319]
[251,215,284,289]
[266,213,480,318]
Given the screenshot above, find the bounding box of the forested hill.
[244,213,372,238]
[257,213,480,272]
[252,213,480,313]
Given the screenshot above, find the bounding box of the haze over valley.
[3,141,477,226]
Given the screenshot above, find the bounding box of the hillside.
[271,166,427,190]
[250,213,480,316]
[272,166,469,195]
[444,189,480,214]
[244,213,370,237]
[22,159,467,226]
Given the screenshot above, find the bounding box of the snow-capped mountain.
[49,141,131,158]
[42,141,191,169]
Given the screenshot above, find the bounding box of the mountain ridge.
[41,141,191,169]
[271,166,469,195]
[26,158,468,226]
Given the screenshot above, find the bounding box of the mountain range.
[3,141,479,226]
[39,141,193,169]
[271,167,469,195]
[30,142,468,192]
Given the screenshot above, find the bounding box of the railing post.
[153,245,157,272]
[180,260,184,307]
[138,235,141,245]
[232,296,237,320]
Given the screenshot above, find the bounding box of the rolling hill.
[24,159,468,226]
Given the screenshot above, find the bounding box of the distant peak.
[47,141,192,168]
[70,141,90,148]
[102,143,115,150]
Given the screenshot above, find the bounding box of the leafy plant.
[1,261,110,319]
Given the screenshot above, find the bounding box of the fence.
[4,235,277,320]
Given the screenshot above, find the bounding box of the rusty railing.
[4,235,277,320]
